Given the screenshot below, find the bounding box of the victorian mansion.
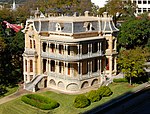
[22,10,118,93]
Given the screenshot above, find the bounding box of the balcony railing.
[41,51,104,61]
[24,48,37,55]
[47,71,101,81]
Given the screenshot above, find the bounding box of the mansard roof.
[23,12,119,34]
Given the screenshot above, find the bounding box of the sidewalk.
[0,84,31,105]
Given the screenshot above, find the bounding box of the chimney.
[84,11,89,17]
[103,12,108,18]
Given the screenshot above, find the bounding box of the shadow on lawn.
[83,86,150,114]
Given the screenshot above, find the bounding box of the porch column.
[88,61,90,77]
[55,41,57,54]
[90,43,92,55]
[109,57,113,77]
[88,44,90,56]
[49,59,51,73]
[90,61,92,75]
[97,59,100,72]
[97,42,100,52]
[66,62,68,76]
[100,42,102,54]
[63,43,65,55]
[66,44,68,55]
[100,59,102,74]
[77,62,80,76]
[80,44,82,57]
[114,56,117,74]
[23,58,26,83]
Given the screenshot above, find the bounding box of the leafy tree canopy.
[118,14,150,49]
[117,47,150,85]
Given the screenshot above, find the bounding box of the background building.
[23,11,118,93]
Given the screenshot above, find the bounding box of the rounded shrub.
[97,86,113,97]
[87,90,102,102]
[21,94,59,110]
[73,94,90,108]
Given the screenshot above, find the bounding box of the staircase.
[25,75,46,92]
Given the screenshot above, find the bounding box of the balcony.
[105,49,117,55]
[41,51,104,61]
[23,48,38,56]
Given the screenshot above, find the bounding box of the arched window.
[25,60,27,72]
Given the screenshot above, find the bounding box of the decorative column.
[97,42,100,53]
[66,62,68,76]
[88,44,90,56]
[46,59,49,74]
[55,41,57,54]
[90,43,92,55]
[100,59,102,74]
[77,44,80,59]
[23,57,26,83]
[54,60,57,77]
[114,57,117,74]
[100,42,102,54]
[88,61,90,77]
[109,57,113,77]
[90,61,92,75]
[49,60,51,73]
[97,59,100,72]
[66,44,68,55]
[80,44,82,57]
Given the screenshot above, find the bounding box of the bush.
[73,94,90,108]
[87,90,102,102]
[97,86,113,97]
[113,78,128,83]
[21,94,59,110]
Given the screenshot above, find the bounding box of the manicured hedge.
[113,78,128,83]
[97,86,113,97]
[21,94,59,110]
[87,90,102,102]
[73,94,90,108]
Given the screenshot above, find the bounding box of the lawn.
[0,82,138,114]
[0,85,18,99]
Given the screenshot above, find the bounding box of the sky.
[91,0,107,8]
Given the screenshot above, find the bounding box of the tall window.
[33,40,36,49]
[30,60,33,72]
[25,60,27,72]
[30,40,32,48]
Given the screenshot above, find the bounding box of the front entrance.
[44,79,47,88]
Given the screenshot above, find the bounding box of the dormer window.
[56,23,64,32]
[83,22,95,31]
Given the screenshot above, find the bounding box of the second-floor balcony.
[41,51,104,61]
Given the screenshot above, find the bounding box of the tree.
[99,0,136,24]
[117,47,149,85]
[118,15,150,49]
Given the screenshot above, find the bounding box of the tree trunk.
[129,76,132,85]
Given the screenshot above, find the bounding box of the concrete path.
[0,84,32,105]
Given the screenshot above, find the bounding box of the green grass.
[0,85,19,99]
[0,83,138,114]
